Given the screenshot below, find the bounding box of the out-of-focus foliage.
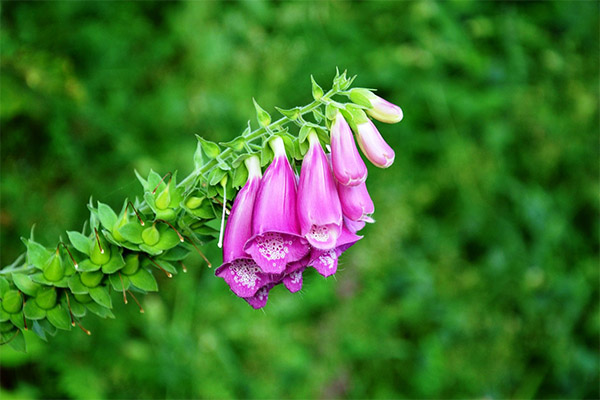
[1,1,597,399]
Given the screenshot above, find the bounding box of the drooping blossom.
[297,130,343,250]
[337,180,374,222]
[355,119,395,168]
[330,112,368,186]
[244,282,276,309]
[344,216,367,234]
[215,156,271,298]
[244,137,310,274]
[281,255,310,293]
[309,225,362,277]
[350,89,403,124]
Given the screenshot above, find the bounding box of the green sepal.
[121,254,140,276]
[219,136,246,152]
[129,268,158,292]
[101,249,126,274]
[312,108,325,123]
[47,305,72,330]
[31,320,48,342]
[35,287,58,310]
[183,198,217,220]
[5,329,26,352]
[109,273,130,292]
[77,259,101,272]
[193,140,205,170]
[67,231,91,256]
[0,277,9,296]
[160,246,191,262]
[97,202,118,230]
[86,302,115,319]
[9,312,25,329]
[208,167,228,187]
[67,275,89,295]
[65,297,86,318]
[311,75,324,100]
[31,273,69,288]
[22,238,52,269]
[24,300,46,320]
[153,229,182,251]
[348,88,374,108]
[0,309,10,322]
[118,222,145,244]
[147,259,177,276]
[43,252,65,282]
[12,274,41,296]
[39,318,57,336]
[89,286,112,309]
[192,224,219,238]
[253,98,271,127]
[196,135,221,159]
[232,164,248,188]
[31,272,66,287]
[138,244,163,256]
[261,143,274,167]
[276,106,300,120]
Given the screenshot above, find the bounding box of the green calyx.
[35,287,57,310]
[80,271,104,288]
[74,293,92,304]
[2,290,23,313]
[43,253,65,282]
[121,254,140,276]
[112,212,130,242]
[185,196,203,210]
[90,234,111,265]
[142,226,160,246]
[155,187,171,210]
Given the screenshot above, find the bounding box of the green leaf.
[326,103,338,121]
[153,260,177,276]
[77,259,101,272]
[253,98,271,127]
[89,286,112,309]
[6,329,26,352]
[299,125,311,144]
[47,305,72,330]
[9,312,25,329]
[68,275,89,295]
[101,250,125,274]
[0,277,9,297]
[97,202,118,230]
[312,109,324,123]
[109,273,130,292]
[118,222,145,244]
[311,75,324,100]
[24,300,46,320]
[138,244,163,256]
[67,231,91,255]
[12,274,41,296]
[64,297,86,318]
[196,135,221,159]
[31,273,69,288]
[22,238,52,269]
[31,320,48,342]
[154,229,182,251]
[86,302,115,319]
[129,268,158,292]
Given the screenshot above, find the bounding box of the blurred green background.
[1,1,598,398]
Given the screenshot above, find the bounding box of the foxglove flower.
[350,89,403,124]
[281,255,310,293]
[337,181,374,222]
[244,137,310,274]
[297,130,343,250]
[355,119,395,168]
[244,282,276,309]
[310,225,362,277]
[215,156,271,298]
[343,216,366,234]
[330,112,368,186]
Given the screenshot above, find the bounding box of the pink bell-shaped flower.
[350,89,403,124]
[309,225,362,277]
[355,119,395,168]
[343,216,367,234]
[244,137,310,274]
[337,180,375,222]
[215,156,271,298]
[244,282,276,309]
[297,130,343,250]
[330,111,368,186]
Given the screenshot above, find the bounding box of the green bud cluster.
[0,69,380,352]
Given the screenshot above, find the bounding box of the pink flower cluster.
[215,94,402,308]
